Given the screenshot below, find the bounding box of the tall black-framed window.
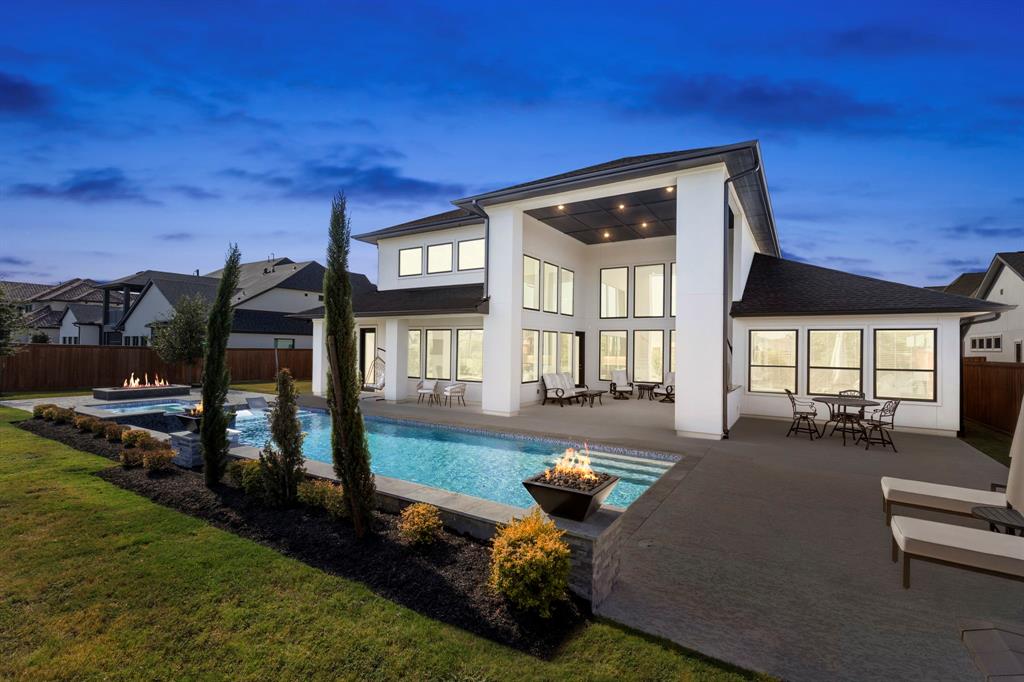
[398,247,422,277]
[425,329,452,380]
[874,328,936,401]
[633,330,664,383]
[560,267,574,316]
[633,264,665,318]
[542,262,559,313]
[523,256,540,311]
[407,329,422,379]
[542,330,557,375]
[455,329,483,382]
[748,329,797,394]
[599,267,628,319]
[670,262,677,317]
[807,329,862,395]
[522,329,539,382]
[599,330,628,381]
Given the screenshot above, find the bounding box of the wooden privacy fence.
[0,344,313,393]
[963,361,1024,434]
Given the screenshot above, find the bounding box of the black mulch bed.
[18,418,588,657]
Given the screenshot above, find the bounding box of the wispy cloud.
[156,231,195,241]
[8,167,158,205]
[0,71,52,117]
[821,26,966,56]
[168,184,221,200]
[0,255,31,266]
[941,216,1024,239]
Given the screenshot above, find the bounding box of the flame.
[121,372,170,388]
[541,442,598,483]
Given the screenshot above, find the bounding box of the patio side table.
[635,382,659,401]
[579,389,606,408]
[972,506,1024,536]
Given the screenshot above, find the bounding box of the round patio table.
[972,505,1024,536]
[812,396,879,445]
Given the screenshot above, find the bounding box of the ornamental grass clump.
[398,503,443,545]
[297,479,348,520]
[33,403,57,419]
[105,423,130,442]
[489,508,571,618]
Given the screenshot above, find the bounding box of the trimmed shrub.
[73,415,97,432]
[489,508,571,618]
[399,503,443,545]
[227,459,264,497]
[90,419,113,437]
[33,403,58,419]
[142,447,176,473]
[120,446,144,468]
[52,408,74,424]
[297,479,348,520]
[41,407,59,421]
[122,429,153,449]
[105,423,130,443]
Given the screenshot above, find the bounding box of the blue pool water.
[234,409,672,509]
[96,400,197,415]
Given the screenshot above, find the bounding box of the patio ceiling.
[525,187,676,245]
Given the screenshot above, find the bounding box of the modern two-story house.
[941,252,1024,363]
[308,141,1010,439]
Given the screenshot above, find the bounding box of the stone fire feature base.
[92,385,191,400]
[172,429,241,468]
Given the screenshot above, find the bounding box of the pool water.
[234,409,672,509]
[96,400,197,415]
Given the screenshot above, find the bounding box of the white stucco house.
[936,252,1024,363]
[58,303,123,345]
[101,258,325,349]
[0,277,117,343]
[306,141,1010,439]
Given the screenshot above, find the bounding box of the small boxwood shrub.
[142,447,176,473]
[227,459,265,497]
[120,447,144,468]
[33,403,58,419]
[41,407,58,421]
[73,415,97,432]
[90,419,113,436]
[399,503,443,545]
[297,479,348,520]
[105,423,130,442]
[122,429,153,449]
[489,508,571,618]
[52,408,75,424]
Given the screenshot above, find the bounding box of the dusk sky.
[1,1,1022,287]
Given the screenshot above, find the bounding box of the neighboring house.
[0,277,116,342]
[58,303,122,345]
[305,140,1010,439]
[956,252,1024,363]
[106,261,320,349]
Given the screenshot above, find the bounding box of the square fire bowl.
[522,475,620,522]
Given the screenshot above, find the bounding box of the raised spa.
[233,408,674,509]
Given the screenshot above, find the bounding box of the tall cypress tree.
[202,243,241,487]
[324,191,375,537]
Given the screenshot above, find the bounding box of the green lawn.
[0,389,92,400]
[961,418,1013,467]
[0,407,763,681]
[231,379,313,395]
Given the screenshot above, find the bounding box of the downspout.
[959,311,1003,435]
[467,199,490,300]
[721,152,762,438]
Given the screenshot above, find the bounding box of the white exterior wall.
[121,287,173,341]
[59,311,79,343]
[732,313,963,435]
[78,324,101,345]
[376,224,486,291]
[226,332,313,349]
[965,266,1024,362]
[312,318,327,396]
[235,288,322,313]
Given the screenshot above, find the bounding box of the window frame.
[424,328,452,381]
[521,329,540,383]
[806,328,863,397]
[398,246,423,277]
[522,255,541,311]
[599,266,629,319]
[669,329,676,373]
[455,328,484,382]
[632,263,666,319]
[407,329,422,379]
[426,242,454,274]
[873,328,937,402]
[560,267,574,316]
[456,238,485,271]
[670,262,677,318]
[273,338,295,350]
[542,262,559,313]
[541,330,558,375]
[632,329,665,383]
[747,329,798,395]
[559,331,573,374]
[598,330,628,382]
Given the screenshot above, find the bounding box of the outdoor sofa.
[541,373,587,406]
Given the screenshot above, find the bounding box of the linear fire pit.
[522,445,620,522]
[92,384,191,400]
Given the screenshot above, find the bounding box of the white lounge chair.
[890,515,1024,588]
[610,370,633,400]
[245,396,273,411]
[881,396,1023,525]
[416,379,440,406]
[653,371,675,403]
[442,382,466,407]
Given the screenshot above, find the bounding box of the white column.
[675,165,728,439]
[312,318,328,397]
[482,206,524,416]
[383,318,408,402]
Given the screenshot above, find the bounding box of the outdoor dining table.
[812,396,880,445]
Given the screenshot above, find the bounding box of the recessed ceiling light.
[618,203,625,210]
[666,186,674,192]
[641,222,647,227]
[604,231,610,238]
[557,204,564,210]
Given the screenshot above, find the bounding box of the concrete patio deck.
[356,398,1022,681]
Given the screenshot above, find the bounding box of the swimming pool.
[95,399,197,415]
[234,409,674,509]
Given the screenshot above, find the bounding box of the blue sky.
[1,1,1022,286]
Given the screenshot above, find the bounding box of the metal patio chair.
[785,389,820,439]
[860,399,901,452]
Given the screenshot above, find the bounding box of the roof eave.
[354,216,485,245]
[731,304,1014,318]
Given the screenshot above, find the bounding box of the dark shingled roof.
[102,270,214,290]
[231,309,312,336]
[933,271,986,298]
[998,252,1024,281]
[732,254,1012,317]
[354,208,483,245]
[0,280,52,302]
[205,257,326,304]
[295,281,487,319]
[63,303,120,325]
[21,306,63,329]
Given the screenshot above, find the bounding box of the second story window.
[634,264,665,318]
[399,247,422,277]
[523,256,540,310]
[457,238,485,271]
[560,268,574,316]
[542,263,558,313]
[427,243,453,273]
[600,267,628,319]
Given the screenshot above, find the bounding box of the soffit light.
[603,231,610,238]
[618,203,625,210]
[666,186,674,192]
[641,222,647,228]
[557,205,564,210]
